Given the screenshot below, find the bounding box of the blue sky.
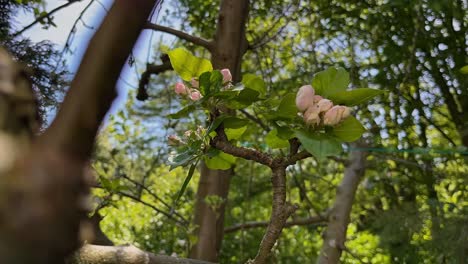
[16,0,169,111]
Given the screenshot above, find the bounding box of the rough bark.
[250,167,297,264]
[189,0,250,261]
[69,245,214,264]
[0,1,157,263]
[317,146,367,264]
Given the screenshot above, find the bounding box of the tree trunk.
[189,0,249,261]
[0,1,157,263]
[317,145,367,264]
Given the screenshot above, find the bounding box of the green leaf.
[312,67,350,97]
[329,88,384,106]
[460,65,468,74]
[331,116,366,142]
[295,130,342,161]
[276,93,297,119]
[265,129,289,149]
[198,71,212,96]
[242,74,267,96]
[167,48,213,81]
[174,160,198,204]
[169,151,197,169]
[204,152,236,170]
[167,104,197,119]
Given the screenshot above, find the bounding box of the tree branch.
[137,55,173,101]
[210,127,273,167]
[69,244,215,264]
[12,0,82,38]
[224,216,325,234]
[249,167,298,264]
[145,22,213,50]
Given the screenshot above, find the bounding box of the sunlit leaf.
[167,48,213,81]
[204,152,236,170]
[242,73,267,96]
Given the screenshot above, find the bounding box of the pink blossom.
[303,105,321,126]
[220,68,232,83]
[190,77,199,88]
[323,106,342,126]
[190,90,202,101]
[296,85,315,112]
[317,99,333,113]
[174,82,187,94]
[312,95,323,103]
[323,105,351,126]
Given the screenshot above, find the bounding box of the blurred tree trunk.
[0,1,157,263]
[189,0,249,261]
[317,144,367,264]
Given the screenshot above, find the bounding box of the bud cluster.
[296,85,351,126]
[173,68,233,101]
[167,126,207,147]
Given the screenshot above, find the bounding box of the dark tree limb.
[137,56,173,101]
[69,244,215,264]
[145,22,213,50]
[0,1,158,264]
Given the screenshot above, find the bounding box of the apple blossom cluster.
[296,85,351,126]
[173,68,233,101]
[167,126,207,147]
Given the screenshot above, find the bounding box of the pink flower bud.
[174,82,187,94]
[323,105,350,126]
[220,68,232,83]
[323,106,342,126]
[341,106,351,120]
[317,99,333,113]
[296,85,315,112]
[190,90,202,101]
[190,77,199,88]
[312,95,323,103]
[303,105,321,126]
[168,135,184,146]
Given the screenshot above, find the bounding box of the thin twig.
[13,0,82,37]
[145,22,213,50]
[224,216,325,233]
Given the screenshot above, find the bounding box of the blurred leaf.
[167,104,196,119]
[460,65,468,74]
[242,73,267,96]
